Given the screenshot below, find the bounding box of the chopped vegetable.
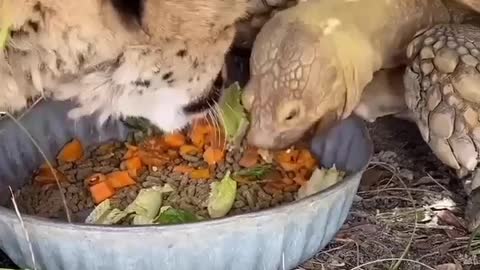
[34,164,67,185]
[297,149,317,170]
[189,121,212,148]
[173,165,195,174]
[239,147,259,168]
[275,150,301,171]
[207,171,237,218]
[57,139,84,162]
[85,199,127,225]
[190,168,211,179]
[296,166,345,200]
[218,82,249,146]
[163,133,186,148]
[106,171,136,189]
[123,156,143,177]
[203,147,225,165]
[124,184,174,224]
[179,144,200,156]
[89,181,116,204]
[156,207,199,225]
[137,149,170,167]
[85,173,107,186]
[234,164,274,181]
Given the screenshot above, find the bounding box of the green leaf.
[156,208,199,225]
[207,171,237,218]
[125,184,174,225]
[84,199,127,225]
[234,164,274,180]
[218,82,249,146]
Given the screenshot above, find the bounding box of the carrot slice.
[57,139,84,162]
[89,181,116,204]
[203,147,225,165]
[179,145,200,156]
[298,149,317,170]
[123,156,143,177]
[106,171,136,189]
[164,133,186,148]
[173,165,195,174]
[190,168,211,179]
[239,148,259,168]
[137,150,170,167]
[189,121,213,148]
[34,164,67,185]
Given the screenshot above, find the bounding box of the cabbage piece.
[156,207,200,225]
[297,166,345,200]
[218,82,249,146]
[125,184,174,225]
[207,171,237,218]
[85,199,127,225]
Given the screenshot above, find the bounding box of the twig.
[9,187,37,270]
[350,258,435,270]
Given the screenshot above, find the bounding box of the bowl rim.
[0,166,367,233]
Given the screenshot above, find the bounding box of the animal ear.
[110,0,144,28]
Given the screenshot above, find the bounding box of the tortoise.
[240,0,480,230]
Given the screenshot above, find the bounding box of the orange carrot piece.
[179,145,200,155]
[239,148,259,168]
[189,121,213,148]
[173,165,195,174]
[137,150,170,167]
[190,168,211,179]
[34,165,67,185]
[123,156,143,177]
[89,181,116,204]
[298,149,317,170]
[164,133,186,148]
[203,147,225,165]
[106,171,136,189]
[57,139,84,162]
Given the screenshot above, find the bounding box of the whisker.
[214,103,229,152]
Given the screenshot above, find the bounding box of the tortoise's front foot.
[404,23,480,231]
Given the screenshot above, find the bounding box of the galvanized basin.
[0,100,372,270]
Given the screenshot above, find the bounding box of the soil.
[2,116,479,269]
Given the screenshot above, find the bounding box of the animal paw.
[404,23,480,172]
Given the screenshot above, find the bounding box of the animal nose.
[246,128,276,149]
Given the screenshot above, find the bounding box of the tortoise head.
[242,14,349,150]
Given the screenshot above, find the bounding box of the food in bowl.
[7,84,345,225]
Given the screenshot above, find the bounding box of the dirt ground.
[1,116,479,270]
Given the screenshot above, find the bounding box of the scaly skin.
[242,0,451,149]
[243,0,480,230]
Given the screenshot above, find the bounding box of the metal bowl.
[0,100,372,270]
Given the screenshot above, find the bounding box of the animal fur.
[0,0,252,131]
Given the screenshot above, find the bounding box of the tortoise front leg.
[403,23,480,231]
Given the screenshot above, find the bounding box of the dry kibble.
[11,119,332,224]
